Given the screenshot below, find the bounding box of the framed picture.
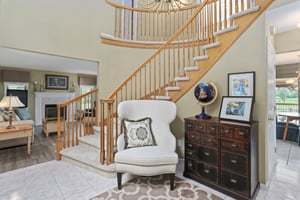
[219,96,254,123]
[228,71,255,100]
[45,74,69,90]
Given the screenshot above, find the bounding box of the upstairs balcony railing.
[102,0,256,48]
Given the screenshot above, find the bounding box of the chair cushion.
[115,146,178,166]
[123,117,156,148]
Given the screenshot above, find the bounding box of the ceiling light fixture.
[137,0,196,12]
[297,22,300,28]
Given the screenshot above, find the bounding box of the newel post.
[99,99,114,164]
[56,104,62,160]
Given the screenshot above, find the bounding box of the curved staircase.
[57,0,274,177]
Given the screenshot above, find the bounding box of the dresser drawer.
[221,152,248,175]
[198,163,218,183]
[185,142,196,151]
[221,139,248,154]
[194,122,206,133]
[185,159,196,173]
[186,131,200,142]
[200,135,218,147]
[185,149,196,159]
[198,146,217,165]
[206,123,218,135]
[221,171,249,196]
[185,121,195,131]
[220,125,249,141]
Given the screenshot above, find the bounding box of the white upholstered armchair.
[115,100,178,190]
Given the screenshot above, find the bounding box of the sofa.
[0,107,35,149]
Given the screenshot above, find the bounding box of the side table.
[0,125,33,155]
[42,119,65,137]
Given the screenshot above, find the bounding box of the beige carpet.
[90,175,224,200]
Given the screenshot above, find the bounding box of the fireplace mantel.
[34,92,75,126]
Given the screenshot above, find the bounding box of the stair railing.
[99,0,257,164]
[104,0,200,45]
[56,88,98,160]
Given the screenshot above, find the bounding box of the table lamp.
[0,95,25,129]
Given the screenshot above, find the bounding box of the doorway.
[266,0,300,187]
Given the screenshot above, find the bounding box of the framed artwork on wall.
[228,71,255,101]
[219,96,254,123]
[45,74,69,90]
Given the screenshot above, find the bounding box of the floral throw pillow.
[123,117,156,149]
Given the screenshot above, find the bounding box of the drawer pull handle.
[239,132,245,136]
[187,144,193,148]
[231,144,237,148]
[188,152,193,156]
[204,152,210,156]
[204,169,210,174]
[188,163,193,167]
[231,159,237,164]
[207,139,212,143]
[230,178,237,184]
[187,124,193,128]
[210,127,216,131]
[224,130,229,133]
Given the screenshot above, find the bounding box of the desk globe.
[194,82,218,119]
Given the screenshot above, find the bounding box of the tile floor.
[255,140,300,200]
[0,140,299,200]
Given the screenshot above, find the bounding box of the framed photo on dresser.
[219,96,253,123]
[228,71,255,101]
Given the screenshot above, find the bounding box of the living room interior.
[1,0,300,199]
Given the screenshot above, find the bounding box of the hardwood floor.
[0,126,56,174]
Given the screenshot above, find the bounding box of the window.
[79,84,96,110]
[80,85,95,95]
[4,82,29,107]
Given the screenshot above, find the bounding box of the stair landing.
[60,132,116,178]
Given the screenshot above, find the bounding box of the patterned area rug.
[90,175,224,200]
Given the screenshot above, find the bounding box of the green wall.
[172,12,267,182]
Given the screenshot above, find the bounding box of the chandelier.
[137,0,196,12]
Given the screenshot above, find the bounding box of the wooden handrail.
[103,0,202,43]
[107,0,209,98]
[108,0,209,99]
[59,88,98,107]
[56,89,99,160]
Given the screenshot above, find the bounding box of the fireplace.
[45,104,66,121]
[34,92,75,126]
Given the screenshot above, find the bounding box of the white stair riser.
[78,140,100,151]
[62,156,116,178]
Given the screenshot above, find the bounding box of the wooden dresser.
[184,117,259,200]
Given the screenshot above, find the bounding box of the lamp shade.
[0,96,25,108]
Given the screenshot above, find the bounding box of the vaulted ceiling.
[0,1,299,75]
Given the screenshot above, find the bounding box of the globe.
[194,82,218,119]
